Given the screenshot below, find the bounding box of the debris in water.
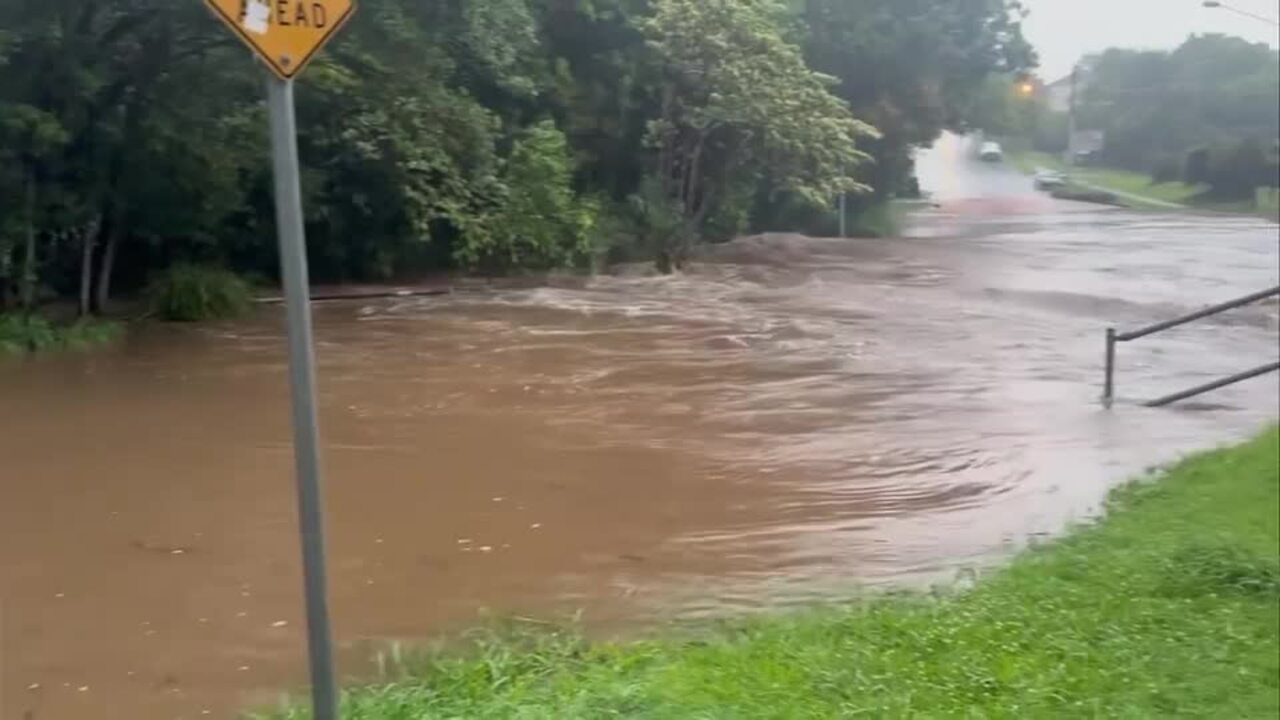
[375,538,385,544]
[170,549,185,555]
[26,683,40,691]
[239,665,251,672]
[479,546,493,553]
[77,685,89,692]
[457,538,472,545]
[236,611,247,618]
[271,620,289,628]
[54,592,65,598]
[492,497,504,502]
[530,523,542,530]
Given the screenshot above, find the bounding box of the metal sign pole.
[265,74,339,720]
[838,193,847,238]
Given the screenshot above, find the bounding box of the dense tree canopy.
[0,0,1032,315]
[1077,35,1279,198]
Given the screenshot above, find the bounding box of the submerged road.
[2,134,1277,718]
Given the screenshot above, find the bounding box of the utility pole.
[1066,64,1079,166]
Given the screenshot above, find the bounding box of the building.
[1044,75,1073,113]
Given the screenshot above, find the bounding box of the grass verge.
[0,313,123,356]
[1008,150,1204,207]
[259,428,1280,719]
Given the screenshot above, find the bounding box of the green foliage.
[639,0,879,266]
[456,121,598,271]
[261,428,1280,719]
[0,314,121,355]
[146,265,253,322]
[1078,35,1279,187]
[0,0,1033,299]
[850,201,904,238]
[0,314,57,354]
[1184,139,1280,201]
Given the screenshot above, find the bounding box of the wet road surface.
[2,135,1277,718]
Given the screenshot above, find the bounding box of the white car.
[978,141,1004,162]
[1033,170,1067,190]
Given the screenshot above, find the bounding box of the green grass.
[1008,151,1204,206]
[259,429,1280,719]
[0,313,123,356]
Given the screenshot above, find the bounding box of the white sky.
[1022,0,1280,79]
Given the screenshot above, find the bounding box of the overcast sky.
[1022,0,1280,79]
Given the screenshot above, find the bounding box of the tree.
[1078,35,1279,178]
[801,0,1035,196]
[0,0,1049,318]
[640,0,877,269]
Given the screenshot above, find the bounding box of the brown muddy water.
[3,141,1278,718]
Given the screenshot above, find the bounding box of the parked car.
[978,141,1004,162]
[1033,169,1067,190]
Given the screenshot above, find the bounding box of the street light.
[1202,1,1280,27]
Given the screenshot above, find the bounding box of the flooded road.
[3,135,1277,718]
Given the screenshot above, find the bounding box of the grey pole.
[1066,64,1078,166]
[838,193,847,238]
[1103,327,1116,407]
[1144,361,1280,408]
[266,74,339,720]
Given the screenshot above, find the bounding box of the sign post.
[265,74,338,720]
[203,2,357,719]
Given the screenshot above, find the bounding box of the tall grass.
[146,264,254,321]
[258,428,1279,719]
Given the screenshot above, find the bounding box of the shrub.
[0,313,121,355]
[0,313,58,354]
[146,264,253,321]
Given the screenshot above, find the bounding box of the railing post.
[1103,327,1116,407]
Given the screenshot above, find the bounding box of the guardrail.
[1104,286,1280,407]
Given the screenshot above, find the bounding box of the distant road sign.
[205,0,355,79]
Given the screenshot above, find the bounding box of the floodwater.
[2,135,1277,718]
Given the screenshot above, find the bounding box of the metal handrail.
[1103,285,1280,407]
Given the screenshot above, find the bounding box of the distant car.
[1033,169,1067,190]
[978,141,1004,162]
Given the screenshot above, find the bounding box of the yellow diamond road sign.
[205,0,355,80]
